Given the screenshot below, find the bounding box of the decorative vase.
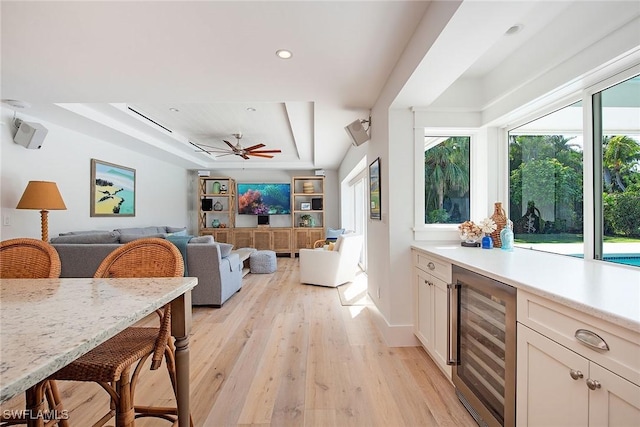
[490,202,507,248]
[481,234,493,249]
[211,219,220,228]
[500,220,514,251]
[212,181,221,194]
[213,201,223,211]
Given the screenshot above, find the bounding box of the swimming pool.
[602,254,640,267]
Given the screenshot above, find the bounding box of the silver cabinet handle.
[586,379,601,390]
[446,282,457,365]
[575,329,610,351]
[569,369,584,380]
[427,262,435,270]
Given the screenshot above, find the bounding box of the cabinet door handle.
[427,262,435,270]
[586,379,601,390]
[575,329,610,351]
[446,282,458,365]
[569,369,584,380]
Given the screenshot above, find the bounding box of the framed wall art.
[300,202,311,211]
[90,159,136,217]
[369,157,381,220]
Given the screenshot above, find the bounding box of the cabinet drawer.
[518,291,640,386]
[413,250,451,282]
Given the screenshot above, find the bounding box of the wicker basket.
[490,202,507,248]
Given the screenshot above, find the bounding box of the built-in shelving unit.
[292,176,325,251]
[198,176,235,243]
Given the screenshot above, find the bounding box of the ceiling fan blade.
[241,154,250,160]
[247,153,274,158]
[223,140,238,151]
[243,143,265,151]
[247,149,282,154]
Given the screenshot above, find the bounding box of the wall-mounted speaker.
[201,198,212,211]
[13,120,48,149]
[344,119,370,146]
[258,215,270,225]
[312,198,323,210]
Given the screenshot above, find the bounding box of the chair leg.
[25,383,45,427]
[43,381,68,427]
[114,367,135,427]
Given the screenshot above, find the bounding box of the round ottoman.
[250,250,277,274]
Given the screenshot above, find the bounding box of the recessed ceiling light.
[169,107,180,112]
[246,107,256,112]
[276,49,293,59]
[505,24,523,35]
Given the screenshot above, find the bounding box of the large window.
[424,136,470,224]
[595,75,640,266]
[508,102,584,257]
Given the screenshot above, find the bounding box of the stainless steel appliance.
[448,265,517,427]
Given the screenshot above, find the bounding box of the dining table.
[0,276,197,426]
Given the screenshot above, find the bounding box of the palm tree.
[424,137,469,220]
[603,135,640,192]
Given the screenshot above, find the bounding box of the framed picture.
[300,202,311,211]
[90,159,136,217]
[369,157,381,220]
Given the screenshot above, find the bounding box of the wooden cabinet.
[293,228,324,251]
[232,228,292,254]
[292,176,324,253]
[517,291,640,426]
[198,176,235,236]
[517,324,640,426]
[412,249,451,378]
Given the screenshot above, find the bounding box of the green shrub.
[427,208,450,224]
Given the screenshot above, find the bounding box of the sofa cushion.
[190,235,215,244]
[166,226,187,233]
[50,232,121,244]
[58,230,110,236]
[118,233,166,243]
[114,226,167,235]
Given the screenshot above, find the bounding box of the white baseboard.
[367,304,420,347]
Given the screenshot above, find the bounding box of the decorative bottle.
[490,202,507,248]
[481,234,493,249]
[212,181,221,194]
[500,220,514,251]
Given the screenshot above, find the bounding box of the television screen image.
[237,183,291,215]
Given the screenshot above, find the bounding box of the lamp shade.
[16,181,67,210]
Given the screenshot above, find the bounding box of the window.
[594,75,640,266]
[508,101,584,257]
[424,136,470,224]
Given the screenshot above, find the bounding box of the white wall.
[0,108,189,240]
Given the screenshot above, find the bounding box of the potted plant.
[300,214,315,227]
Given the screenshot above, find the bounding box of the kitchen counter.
[411,243,640,331]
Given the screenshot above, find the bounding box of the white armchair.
[299,233,363,287]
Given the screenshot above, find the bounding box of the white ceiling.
[2,1,639,171]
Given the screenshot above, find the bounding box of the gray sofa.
[50,226,242,307]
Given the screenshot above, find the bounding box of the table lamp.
[16,181,67,241]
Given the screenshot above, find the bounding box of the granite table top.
[0,276,198,403]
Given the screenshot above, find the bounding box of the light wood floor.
[1,258,475,426]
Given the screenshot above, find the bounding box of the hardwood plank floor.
[1,258,475,426]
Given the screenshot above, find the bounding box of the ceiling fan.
[194,133,281,159]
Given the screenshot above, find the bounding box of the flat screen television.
[237,183,291,215]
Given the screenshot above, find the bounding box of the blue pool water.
[602,255,640,267]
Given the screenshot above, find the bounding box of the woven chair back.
[0,237,61,278]
[93,237,184,370]
[94,237,184,279]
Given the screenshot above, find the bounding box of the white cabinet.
[517,291,640,427]
[412,249,451,378]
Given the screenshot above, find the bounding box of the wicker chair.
[0,238,68,427]
[50,238,192,427]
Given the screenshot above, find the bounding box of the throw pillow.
[189,235,215,244]
[50,232,120,244]
[166,226,188,233]
[167,229,188,237]
[215,242,234,258]
[326,228,345,241]
[327,242,336,251]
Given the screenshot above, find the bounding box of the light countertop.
[411,243,640,331]
[0,277,198,403]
